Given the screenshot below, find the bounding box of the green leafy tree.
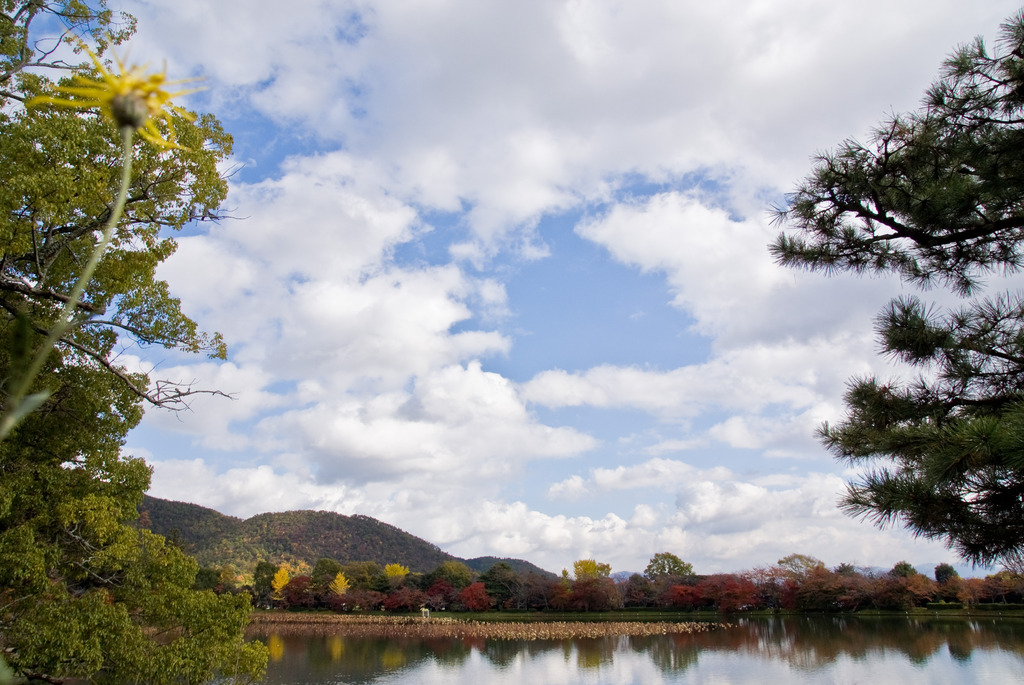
[252,561,278,605]
[311,557,343,600]
[0,5,265,682]
[935,563,960,584]
[342,561,388,591]
[772,10,1024,568]
[194,566,221,591]
[644,552,694,580]
[890,561,919,579]
[479,562,523,609]
[427,560,474,590]
[312,557,343,584]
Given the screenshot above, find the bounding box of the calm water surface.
[249,616,1024,684]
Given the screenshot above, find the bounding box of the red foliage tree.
[957,577,987,605]
[870,573,936,610]
[663,584,702,610]
[383,586,428,612]
[548,581,573,611]
[344,588,385,610]
[282,575,315,609]
[746,566,794,609]
[794,567,871,612]
[697,574,760,612]
[425,579,456,610]
[620,574,654,608]
[327,591,349,612]
[983,571,1024,603]
[571,577,620,611]
[458,582,495,611]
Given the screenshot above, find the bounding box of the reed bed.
[247,613,729,640]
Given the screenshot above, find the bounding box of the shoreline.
[246,613,730,640]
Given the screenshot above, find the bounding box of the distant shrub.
[974,603,1024,611]
[926,602,964,610]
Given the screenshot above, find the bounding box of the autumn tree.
[871,566,937,610]
[620,574,654,607]
[745,566,789,610]
[252,561,278,606]
[573,559,611,580]
[934,563,963,601]
[772,10,1024,569]
[793,566,871,612]
[271,567,291,602]
[563,559,614,611]
[776,554,825,579]
[520,573,557,611]
[571,576,621,612]
[383,586,428,612]
[458,582,495,611]
[0,3,266,682]
[424,579,456,610]
[697,575,760,613]
[384,563,410,582]
[957,577,988,605]
[662,584,703,611]
[330,572,351,598]
[281,576,315,609]
[982,570,1024,603]
[344,588,385,611]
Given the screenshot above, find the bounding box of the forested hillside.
[463,556,554,578]
[139,496,551,576]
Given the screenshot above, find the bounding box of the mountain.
[462,556,555,578]
[138,495,552,577]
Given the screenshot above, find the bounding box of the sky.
[96,0,1023,576]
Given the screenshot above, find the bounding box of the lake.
[249,615,1024,684]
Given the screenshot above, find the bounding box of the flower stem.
[0,126,136,440]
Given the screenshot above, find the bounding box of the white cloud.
[548,458,726,499]
[145,459,360,516]
[131,0,1021,247]
[576,191,904,347]
[519,334,878,460]
[520,344,830,417]
[540,458,958,570]
[130,360,285,451]
[247,361,598,486]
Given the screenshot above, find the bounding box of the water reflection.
[248,616,1024,684]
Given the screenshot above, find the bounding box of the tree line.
[196,552,1024,614]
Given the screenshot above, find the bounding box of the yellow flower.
[28,41,202,149]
